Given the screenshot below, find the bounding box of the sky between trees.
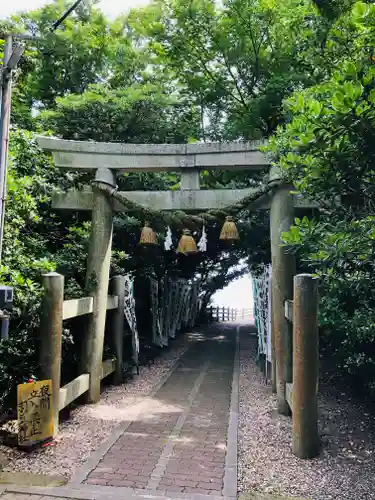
[0,0,150,19]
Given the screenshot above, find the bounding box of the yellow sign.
[17,380,54,446]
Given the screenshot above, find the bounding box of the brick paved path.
[0,324,239,500]
[81,324,238,496]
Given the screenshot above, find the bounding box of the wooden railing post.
[111,275,126,384]
[292,274,319,458]
[40,272,64,436]
[216,306,219,322]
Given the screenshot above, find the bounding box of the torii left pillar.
[81,167,116,403]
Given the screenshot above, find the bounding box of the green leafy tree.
[267,1,375,389]
[127,0,324,140]
[39,82,200,143]
[1,0,144,127]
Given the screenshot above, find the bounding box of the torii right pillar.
[269,167,296,415]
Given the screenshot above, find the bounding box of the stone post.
[292,273,319,458]
[111,275,126,384]
[269,167,296,415]
[181,170,200,190]
[40,272,64,436]
[271,299,277,393]
[82,168,115,404]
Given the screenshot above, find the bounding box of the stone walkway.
[0,324,239,500]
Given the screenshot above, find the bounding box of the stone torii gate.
[37,137,316,441]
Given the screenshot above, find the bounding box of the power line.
[52,0,86,31]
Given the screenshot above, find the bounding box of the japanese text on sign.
[17,380,54,446]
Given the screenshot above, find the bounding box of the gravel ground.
[3,323,375,499]
[0,340,187,479]
[238,332,375,500]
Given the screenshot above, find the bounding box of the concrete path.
[0,324,239,500]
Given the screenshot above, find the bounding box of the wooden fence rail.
[40,272,124,436]
[206,306,253,322]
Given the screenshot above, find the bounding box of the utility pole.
[0,0,85,264]
[0,35,25,264]
[0,36,25,340]
[0,35,13,264]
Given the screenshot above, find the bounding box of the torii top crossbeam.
[37,137,268,172]
[37,137,315,212]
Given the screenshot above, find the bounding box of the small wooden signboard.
[17,380,54,448]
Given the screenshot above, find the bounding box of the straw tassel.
[139,222,158,245]
[176,229,198,255]
[219,216,240,241]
